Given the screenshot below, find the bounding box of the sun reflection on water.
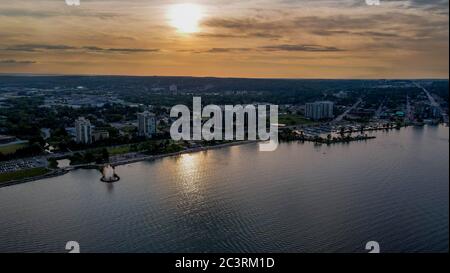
[176,153,204,197]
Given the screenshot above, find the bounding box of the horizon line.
[0,72,448,81]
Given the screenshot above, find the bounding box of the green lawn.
[0,168,50,183]
[107,141,161,156]
[279,114,315,126]
[0,143,28,155]
[107,145,132,155]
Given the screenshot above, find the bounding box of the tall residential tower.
[75,117,92,144]
[138,111,157,138]
[305,101,334,120]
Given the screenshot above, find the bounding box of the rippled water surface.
[0,126,448,253]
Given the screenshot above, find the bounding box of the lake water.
[0,125,448,253]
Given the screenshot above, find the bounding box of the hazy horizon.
[0,72,449,81]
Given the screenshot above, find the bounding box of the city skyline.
[0,0,448,79]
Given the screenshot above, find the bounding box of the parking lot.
[0,158,47,174]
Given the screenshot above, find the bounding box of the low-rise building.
[92,130,110,142]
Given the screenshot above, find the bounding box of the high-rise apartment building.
[138,111,157,138]
[75,117,92,144]
[305,101,334,120]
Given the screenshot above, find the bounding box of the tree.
[299,130,305,141]
[326,134,332,144]
[339,127,346,138]
[84,152,95,163]
[313,135,321,143]
[360,125,366,134]
[51,127,68,138]
[48,158,58,169]
[130,144,139,152]
[102,148,110,162]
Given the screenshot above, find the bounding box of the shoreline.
[0,169,68,188]
[0,140,258,188]
[1,123,446,188]
[71,140,259,170]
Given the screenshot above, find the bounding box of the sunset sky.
[0,0,448,78]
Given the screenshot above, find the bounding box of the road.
[414,82,449,124]
[405,95,414,122]
[415,82,439,107]
[333,98,363,123]
[374,97,386,119]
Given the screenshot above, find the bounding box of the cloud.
[310,30,403,38]
[0,59,36,65]
[205,48,252,53]
[4,44,77,52]
[0,8,119,19]
[0,0,447,78]
[202,10,448,46]
[203,17,287,32]
[0,9,57,18]
[260,44,345,52]
[409,0,449,8]
[204,11,448,31]
[2,44,159,54]
[196,32,281,39]
[82,46,160,53]
[187,47,252,53]
[190,44,343,54]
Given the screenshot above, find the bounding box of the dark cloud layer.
[202,11,448,50]
[82,46,160,53]
[197,32,282,39]
[0,8,118,19]
[193,44,344,53]
[4,44,77,52]
[261,44,344,52]
[0,59,36,65]
[2,44,159,54]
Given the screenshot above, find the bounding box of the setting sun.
[168,3,204,33]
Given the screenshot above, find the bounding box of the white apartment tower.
[75,117,92,144]
[138,111,157,138]
[305,101,334,120]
